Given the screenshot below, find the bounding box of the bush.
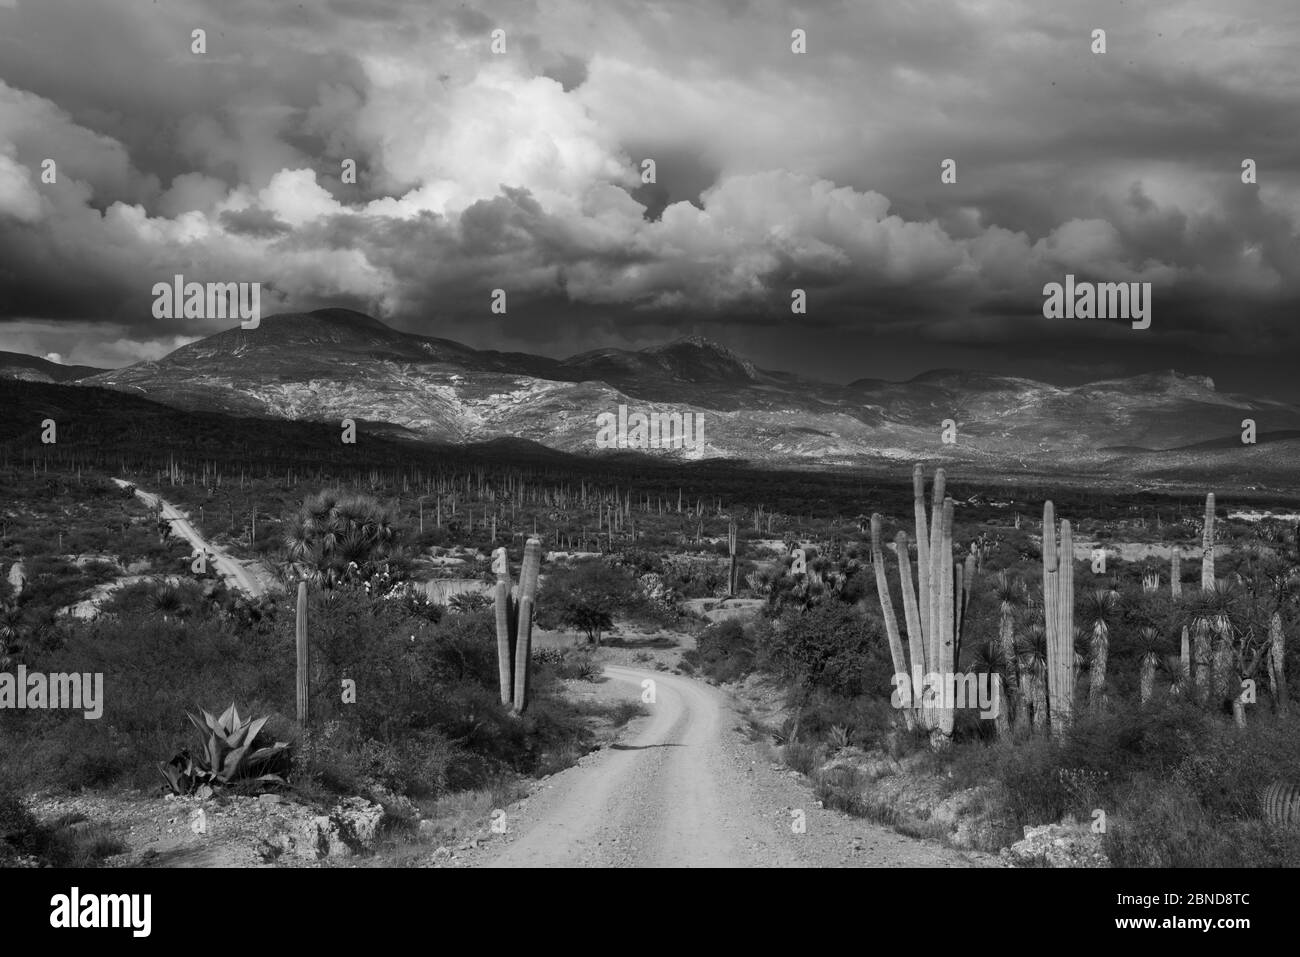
[759,602,891,700]
[682,619,754,683]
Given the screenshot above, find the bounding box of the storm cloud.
[0,0,1297,396]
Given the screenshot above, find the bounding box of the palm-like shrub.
[282,491,397,589]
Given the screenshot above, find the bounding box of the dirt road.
[471,665,993,868]
[112,479,272,598]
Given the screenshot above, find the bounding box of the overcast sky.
[1,0,1298,397]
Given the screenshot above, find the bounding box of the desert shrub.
[0,778,39,865]
[815,764,868,816]
[759,602,891,699]
[792,689,896,751]
[682,619,754,683]
[783,740,823,776]
[551,648,598,681]
[0,575,619,802]
[297,721,461,800]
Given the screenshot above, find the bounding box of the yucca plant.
[1083,589,1116,713]
[158,704,290,796]
[992,570,1024,726]
[1137,626,1163,706]
[1016,622,1049,734]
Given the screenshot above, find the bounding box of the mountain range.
[5,308,1300,488]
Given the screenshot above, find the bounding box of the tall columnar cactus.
[954,561,965,647]
[1042,502,1075,735]
[494,560,515,706]
[1269,612,1289,717]
[1170,549,1182,599]
[885,469,938,734]
[960,552,976,650]
[1059,520,1075,729]
[727,519,739,597]
[913,464,932,654]
[1201,493,1216,590]
[1042,502,1059,725]
[935,497,957,747]
[876,467,971,748]
[870,515,915,731]
[295,579,309,727]
[493,539,543,714]
[927,470,947,680]
[893,531,927,712]
[512,538,542,713]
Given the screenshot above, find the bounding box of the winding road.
[112,478,270,598]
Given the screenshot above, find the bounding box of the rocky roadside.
[20,790,402,867]
[726,672,1111,868]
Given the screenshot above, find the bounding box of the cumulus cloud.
[0,0,1297,395]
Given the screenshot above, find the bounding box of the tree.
[541,560,633,646]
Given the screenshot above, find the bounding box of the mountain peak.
[643,336,760,380]
[303,308,392,330]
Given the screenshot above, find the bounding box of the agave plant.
[158,704,290,796]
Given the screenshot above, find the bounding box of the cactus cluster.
[493,538,542,714]
[869,465,974,749]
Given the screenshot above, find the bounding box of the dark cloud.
[0,0,1298,398]
[218,207,292,237]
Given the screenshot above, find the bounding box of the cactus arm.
[1057,519,1075,731]
[893,531,929,729]
[1270,612,1289,717]
[494,578,514,706]
[871,516,915,731]
[936,498,956,743]
[913,465,931,651]
[1042,502,1060,733]
[927,469,946,676]
[295,579,309,727]
[512,538,543,713]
